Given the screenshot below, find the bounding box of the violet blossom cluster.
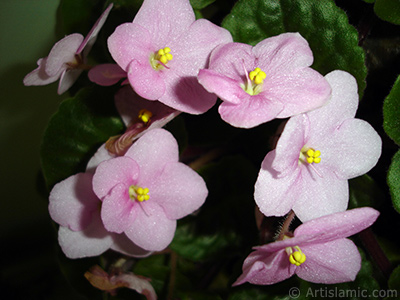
[25,0,382,291]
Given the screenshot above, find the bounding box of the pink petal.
[49,173,99,231]
[132,0,195,45]
[58,68,83,94]
[151,162,208,219]
[233,250,295,286]
[296,239,361,284]
[125,129,179,180]
[77,3,113,55]
[125,201,177,251]
[253,33,314,74]
[45,33,84,76]
[101,183,137,233]
[254,151,300,217]
[88,64,127,86]
[58,213,113,259]
[325,118,382,179]
[86,144,114,173]
[93,156,140,199]
[198,69,245,105]
[294,207,380,244]
[218,93,284,128]
[127,59,166,100]
[111,234,152,257]
[108,23,154,71]
[291,165,349,222]
[23,58,60,86]
[110,272,157,300]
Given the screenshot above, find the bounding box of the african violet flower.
[255,70,382,222]
[106,86,180,155]
[107,0,233,114]
[88,63,128,86]
[49,146,150,259]
[93,128,208,251]
[23,4,113,94]
[197,33,331,128]
[234,207,379,285]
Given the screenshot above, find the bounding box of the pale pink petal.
[125,201,177,251]
[218,93,284,128]
[326,118,382,179]
[108,23,154,71]
[253,32,313,74]
[58,213,113,259]
[294,207,380,244]
[111,234,151,257]
[150,162,208,219]
[125,129,179,180]
[127,59,166,100]
[45,33,84,76]
[233,250,295,286]
[254,151,301,217]
[101,183,137,233]
[93,156,140,199]
[77,3,113,55]
[197,69,245,105]
[49,173,98,231]
[132,0,195,45]
[88,64,127,86]
[23,58,60,86]
[110,272,157,300]
[291,166,349,222]
[58,68,83,94]
[296,239,361,284]
[306,70,359,131]
[86,144,114,173]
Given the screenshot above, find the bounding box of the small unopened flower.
[254,70,382,221]
[234,207,379,285]
[197,33,331,128]
[107,0,233,114]
[23,4,113,94]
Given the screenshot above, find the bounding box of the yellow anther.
[249,67,267,85]
[288,246,306,266]
[138,109,153,124]
[129,185,150,202]
[303,148,321,164]
[157,47,173,65]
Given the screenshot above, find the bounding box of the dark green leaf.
[222,0,367,95]
[387,265,400,296]
[383,75,400,145]
[387,150,400,214]
[40,86,124,191]
[190,0,216,10]
[349,175,383,209]
[363,0,376,3]
[374,0,400,25]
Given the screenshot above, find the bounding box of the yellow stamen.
[138,109,153,124]
[299,147,321,164]
[242,67,267,95]
[287,246,306,266]
[129,185,150,202]
[249,67,267,85]
[157,47,173,65]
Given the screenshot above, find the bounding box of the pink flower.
[234,207,379,285]
[254,70,382,222]
[48,145,150,259]
[107,0,233,114]
[197,33,331,128]
[92,128,208,251]
[88,63,128,86]
[23,4,113,94]
[106,86,180,156]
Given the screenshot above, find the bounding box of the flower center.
[138,109,153,124]
[128,185,150,202]
[286,246,306,266]
[242,67,266,95]
[299,147,321,164]
[150,47,173,70]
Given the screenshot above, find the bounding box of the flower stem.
[277,210,296,241]
[167,251,178,300]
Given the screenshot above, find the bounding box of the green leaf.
[222,0,367,95]
[383,75,400,145]
[190,0,216,10]
[374,0,400,25]
[387,265,400,296]
[387,150,400,214]
[348,175,383,209]
[363,0,376,3]
[40,86,124,191]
